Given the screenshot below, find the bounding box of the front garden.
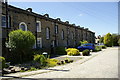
[1,30,108,75]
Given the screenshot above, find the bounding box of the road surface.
[23,47,118,78]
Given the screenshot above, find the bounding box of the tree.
[7,30,35,63]
[112,34,119,46]
[118,38,120,46]
[104,33,113,47]
[99,37,104,43]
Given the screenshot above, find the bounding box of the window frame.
[46,27,50,39]
[1,15,10,28]
[19,22,27,31]
[71,32,74,39]
[61,30,64,40]
[37,37,42,48]
[55,25,58,34]
[36,21,41,32]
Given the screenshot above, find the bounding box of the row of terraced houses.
[1,2,95,56]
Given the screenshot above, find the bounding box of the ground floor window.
[37,38,42,48]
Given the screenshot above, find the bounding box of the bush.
[82,49,90,56]
[28,67,37,71]
[6,30,35,63]
[80,40,88,45]
[104,33,113,47]
[66,48,80,56]
[118,39,120,46]
[100,45,107,49]
[34,54,47,66]
[55,47,66,55]
[46,59,59,67]
[93,46,102,52]
[0,56,6,69]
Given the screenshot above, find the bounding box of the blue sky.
[9,2,118,36]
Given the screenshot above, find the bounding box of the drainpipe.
[5,0,8,41]
[66,26,68,47]
[35,16,37,49]
[54,22,57,47]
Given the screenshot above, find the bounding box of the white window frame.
[1,15,10,28]
[19,22,27,31]
[51,40,55,47]
[71,32,74,39]
[55,25,58,34]
[46,27,50,39]
[36,21,41,32]
[37,38,42,48]
[61,30,64,40]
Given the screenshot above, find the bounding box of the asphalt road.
[24,47,118,78]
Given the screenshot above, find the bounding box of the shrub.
[46,59,58,67]
[34,54,47,66]
[82,49,90,56]
[6,30,35,63]
[118,39,120,46]
[93,46,102,52]
[28,67,37,71]
[100,45,107,49]
[66,48,80,56]
[80,40,88,45]
[55,47,66,55]
[104,33,113,47]
[0,56,6,69]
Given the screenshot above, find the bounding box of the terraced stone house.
[1,2,95,56]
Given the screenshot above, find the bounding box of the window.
[36,21,41,32]
[71,32,74,39]
[61,30,64,40]
[51,40,55,47]
[19,22,27,31]
[1,15,10,28]
[67,28,70,34]
[46,27,50,39]
[55,25,58,34]
[37,38,42,48]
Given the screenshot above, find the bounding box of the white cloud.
[78,14,83,17]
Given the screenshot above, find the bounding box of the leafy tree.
[104,33,113,47]
[112,34,119,46]
[99,37,104,43]
[118,38,120,46]
[7,30,35,63]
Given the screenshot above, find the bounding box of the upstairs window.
[55,25,58,34]
[71,32,74,39]
[1,15,10,28]
[61,30,64,40]
[67,28,70,34]
[46,27,50,39]
[36,21,41,32]
[19,22,27,31]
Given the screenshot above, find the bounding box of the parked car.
[77,43,95,51]
[95,43,105,46]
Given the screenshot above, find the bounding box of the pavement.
[1,47,118,79]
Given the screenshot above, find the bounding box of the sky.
[8,2,118,36]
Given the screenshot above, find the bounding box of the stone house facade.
[1,3,95,54]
